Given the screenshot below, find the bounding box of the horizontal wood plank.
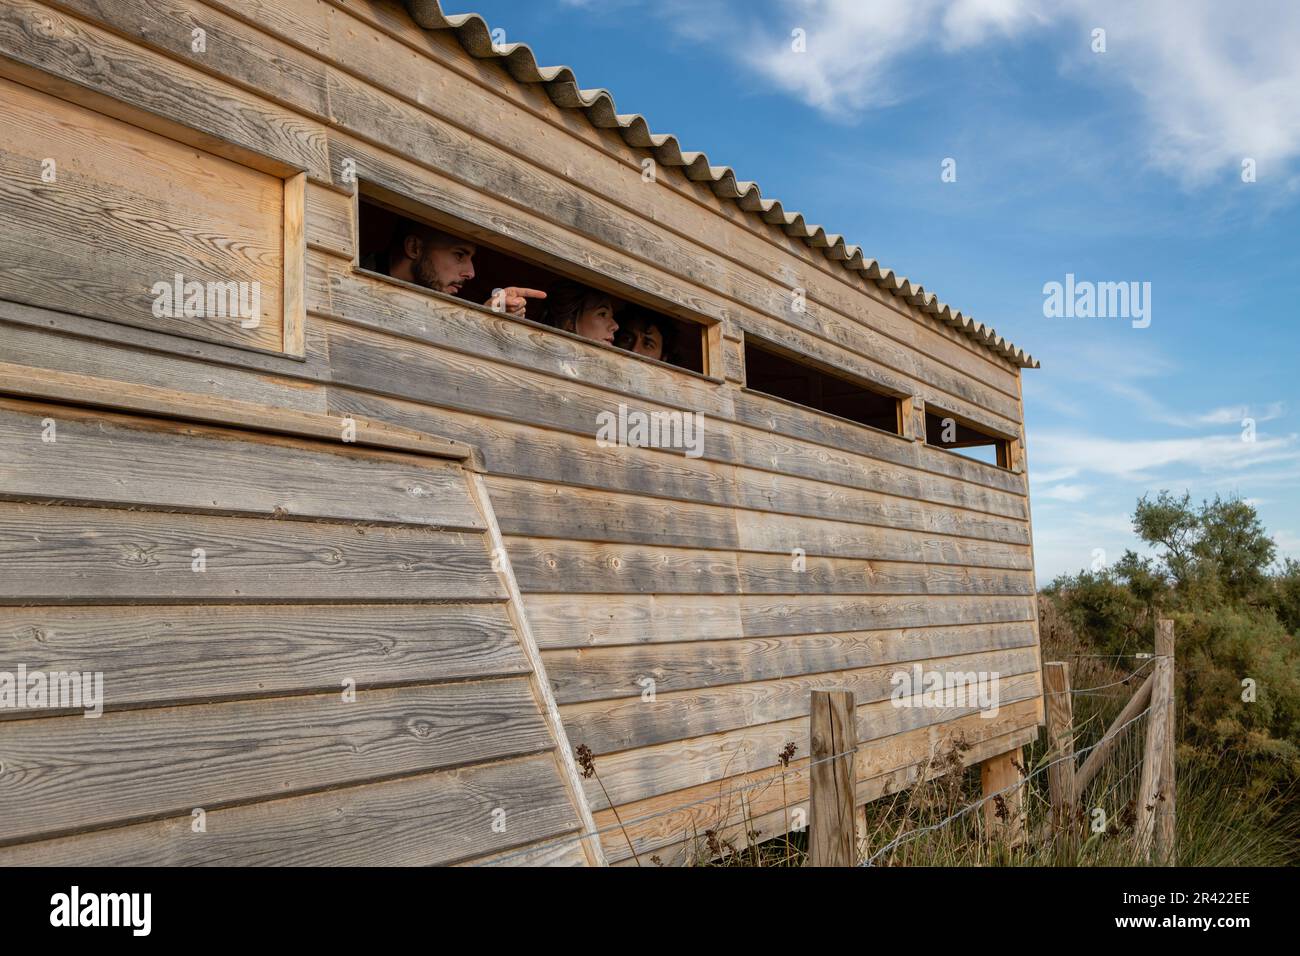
[0,501,505,603]
[0,752,576,865]
[0,602,527,716]
[0,677,552,844]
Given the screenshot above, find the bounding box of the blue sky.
[457,0,1300,582]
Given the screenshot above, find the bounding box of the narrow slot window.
[924,409,1010,467]
[743,336,901,435]
[356,193,707,373]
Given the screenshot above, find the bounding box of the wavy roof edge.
[403,0,1040,370]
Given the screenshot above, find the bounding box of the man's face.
[413,237,476,295]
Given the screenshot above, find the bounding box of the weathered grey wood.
[524,593,745,649]
[736,553,1035,596]
[0,0,328,178]
[0,74,285,352]
[504,536,741,595]
[556,647,1040,754]
[329,383,1029,524]
[485,475,740,551]
[527,595,1033,652]
[1043,661,1075,830]
[809,690,856,867]
[738,594,1036,637]
[735,510,1033,571]
[0,501,505,603]
[0,400,483,530]
[329,386,743,510]
[546,626,1038,706]
[1156,618,1176,864]
[0,752,577,866]
[0,602,527,716]
[0,299,332,397]
[0,676,552,843]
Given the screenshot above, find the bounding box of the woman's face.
[628,324,664,361]
[574,297,618,346]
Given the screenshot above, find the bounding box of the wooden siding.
[0,0,1043,865]
[0,396,590,865]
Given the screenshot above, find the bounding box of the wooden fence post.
[1043,662,1075,831]
[1136,655,1171,862]
[1155,619,1176,864]
[980,747,1026,846]
[809,690,856,867]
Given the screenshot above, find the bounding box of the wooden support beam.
[1043,662,1075,831]
[808,690,856,867]
[980,747,1026,846]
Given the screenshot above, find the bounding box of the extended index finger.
[510,287,547,299]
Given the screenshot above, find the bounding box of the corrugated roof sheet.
[404,0,1040,370]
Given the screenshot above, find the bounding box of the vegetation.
[1041,492,1300,863]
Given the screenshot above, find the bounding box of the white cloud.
[1035,482,1093,502]
[729,0,1300,185]
[1028,430,1300,480]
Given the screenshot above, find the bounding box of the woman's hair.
[614,311,677,364]
[545,280,617,333]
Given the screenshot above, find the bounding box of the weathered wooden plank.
[735,553,1035,596]
[0,399,482,529]
[0,300,332,401]
[0,74,285,352]
[0,362,471,462]
[466,471,608,866]
[486,469,1028,553]
[577,679,1043,812]
[735,511,1032,571]
[326,319,732,451]
[0,753,576,866]
[0,501,505,603]
[738,594,1036,638]
[305,181,355,259]
[0,0,328,177]
[545,626,1039,707]
[327,367,1028,525]
[484,476,739,551]
[504,537,741,595]
[524,594,744,649]
[0,602,527,716]
[0,676,553,844]
[328,386,742,509]
[557,647,1041,754]
[734,464,1028,539]
[463,832,588,867]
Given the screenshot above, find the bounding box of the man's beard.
[415,254,451,293]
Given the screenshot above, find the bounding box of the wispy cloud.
[708,0,1300,187]
[1030,430,1300,481]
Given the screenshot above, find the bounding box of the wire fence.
[479,656,1162,867]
